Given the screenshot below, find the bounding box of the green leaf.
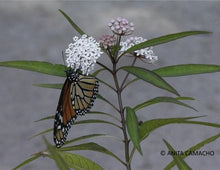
[31,118,121,139]
[74,119,121,129]
[12,156,40,170]
[139,116,220,142]
[88,111,120,122]
[33,69,105,89]
[34,81,115,93]
[122,66,179,96]
[92,68,105,77]
[139,116,205,141]
[97,94,119,112]
[59,152,103,170]
[59,9,85,35]
[163,139,192,170]
[97,78,116,91]
[176,97,195,101]
[133,96,197,112]
[123,77,139,89]
[182,120,220,128]
[111,64,220,89]
[164,133,220,170]
[33,83,63,89]
[34,115,54,122]
[126,107,142,155]
[43,137,69,170]
[64,134,111,146]
[0,61,67,77]
[30,128,53,139]
[153,64,220,77]
[59,142,125,165]
[122,31,210,55]
[35,111,120,123]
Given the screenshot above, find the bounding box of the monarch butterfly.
[53,69,99,148]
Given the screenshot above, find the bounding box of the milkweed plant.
[2,9,220,170]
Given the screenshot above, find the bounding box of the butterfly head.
[66,69,80,82]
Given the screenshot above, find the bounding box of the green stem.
[97,78,117,92]
[129,147,136,164]
[120,56,137,90]
[113,35,122,60]
[122,78,139,91]
[112,60,131,170]
[97,62,113,74]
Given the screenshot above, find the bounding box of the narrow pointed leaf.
[31,118,121,139]
[181,120,220,128]
[30,128,53,139]
[176,97,195,101]
[34,81,115,92]
[34,115,54,122]
[140,116,220,142]
[33,83,63,89]
[88,111,120,122]
[64,134,110,146]
[139,116,205,141]
[43,137,69,170]
[126,107,142,155]
[92,68,105,77]
[59,142,125,165]
[123,77,139,89]
[165,133,220,170]
[122,66,179,96]
[59,9,85,35]
[12,156,40,170]
[154,64,220,77]
[59,152,103,170]
[74,119,121,129]
[0,60,67,77]
[35,111,120,123]
[163,139,192,170]
[124,64,220,87]
[133,96,197,112]
[97,78,116,91]
[122,31,210,55]
[97,94,119,111]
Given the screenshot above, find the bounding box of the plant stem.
[120,56,137,90]
[97,62,113,74]
[112,60,131,170]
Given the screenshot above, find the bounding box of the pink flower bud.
[108,17,134,36]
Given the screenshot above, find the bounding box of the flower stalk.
[112,58,131,170]
[98,17,157,170]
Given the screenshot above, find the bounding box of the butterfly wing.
[54,73,99,148]
[53,79,77,148]
[72,75,99,115]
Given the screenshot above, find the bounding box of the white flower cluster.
[65,35,103,75]
[120,36,158,63]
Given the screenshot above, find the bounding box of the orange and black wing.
[71,75,99,115]
[54,73,99,148]
[53,79,77,148]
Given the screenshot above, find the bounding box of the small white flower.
[120,36,158,63]
[65,34,103,75]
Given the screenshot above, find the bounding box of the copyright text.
[160,150,214,156]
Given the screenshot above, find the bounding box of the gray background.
[1,1,220,170]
